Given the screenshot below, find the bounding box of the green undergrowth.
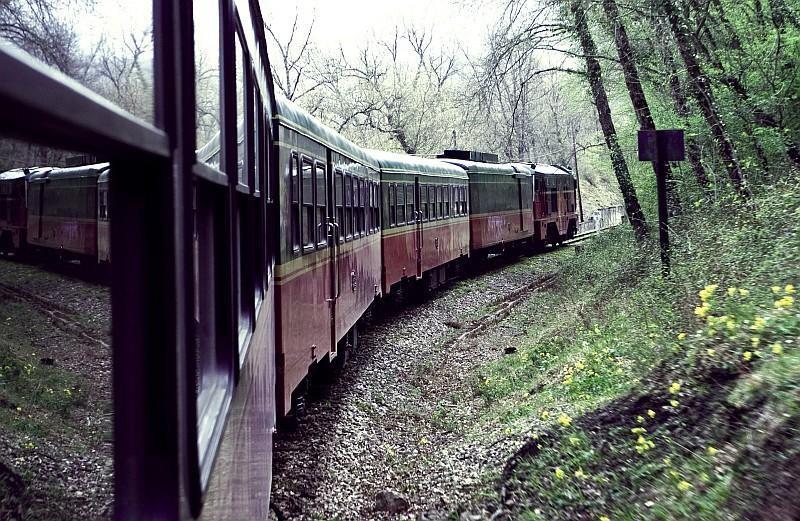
[472,178,800,520]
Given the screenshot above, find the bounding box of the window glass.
[235,36,246,186]
[195,0,220,163]
[290,154,300,251]
[432,185,438,219]
[388,183,396,226]
[397,182,405,224]
[345,174,353,238]
[316,163,326,247]
[302,159,314,249]
[335,169,344,241]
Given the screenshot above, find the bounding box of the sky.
[262,0,500,56]
[72,0,500,59]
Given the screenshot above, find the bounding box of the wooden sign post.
[638,130,685,277]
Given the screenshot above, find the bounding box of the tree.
[570,0,648,237]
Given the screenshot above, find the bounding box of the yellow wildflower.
[647,409,656,418]
[663,457,672,466]
[669,382,681,394]
[739,288,750,297]
[677,332,687,341]
[699,284,718,301]
[569,436,581,446]
[677,480,692,492]
[707,446,719,456]
[554,467,565,479]
[540,410,550,420]
[772,343,783,355]
[599,516,611,521]
[743,351,753,362]
[727,287,737,297]
[631,427,646,434]
[751,337,760,347]
[772,286,782,294]
[775,296,794,309]
[706,348,716,357]
[751,317,766,331]
[694,305,709,318]
[726,318,736,331]
[670,399,680,407]
[574,469,587,479]
[558,413,572,427]
[636,415,645,424]
[786,284,796,294]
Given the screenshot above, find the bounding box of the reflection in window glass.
[195,0,221,156]
[235,36,246,185]
[0,0,155,122]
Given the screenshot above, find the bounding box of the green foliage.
[473,179,800,519]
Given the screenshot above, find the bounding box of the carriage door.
[320,158,344,351]
[414,177,423,278]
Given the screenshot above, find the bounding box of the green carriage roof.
[0,167,54,181]
[274,97,379,169]
[438,158,522,176]
[369,150,468,179]
[28,163,109,183]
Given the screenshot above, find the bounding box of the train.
[0,100,578,418]
[0,2,583,512]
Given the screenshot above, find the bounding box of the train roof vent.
[437,149,499,163]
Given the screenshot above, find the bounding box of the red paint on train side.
[28,216,97,257]
[381,218,469,293]
[274,234,381,416]
[469,210,534,251]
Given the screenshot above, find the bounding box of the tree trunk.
[666,60,711,191]
[602,0,681,215]
[571,0,647,238]
[659,0,750,197]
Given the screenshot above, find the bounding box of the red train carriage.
[531,163,578,245]
[372,150,470,293]
[274,97,382,416]
[27,163,109,260]
[0,167,51,252]
[439,153,535,254]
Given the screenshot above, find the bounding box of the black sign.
[638,130,686,162]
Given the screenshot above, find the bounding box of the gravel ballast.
[271,251,565,520]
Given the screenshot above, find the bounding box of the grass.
[468,177,800,519]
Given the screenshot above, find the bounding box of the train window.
[335,169,344,242]
[235,36,248,187]
[290,154,300,252]
[438,186,444,218]
[194,0,221,160]
[444,185,450,218]
[372,182,380,231]
[396,182,405,224]
[418,184,425,221]
[550,191,557,213]
[352,176,360,236]
[345,173,353,239]
[406,184,414,223]
[359,178,366,235]
[366,180,372,233]
[315,163,327,248]
[301,158,314,250]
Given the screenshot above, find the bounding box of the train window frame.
[290,153,301,253]
[396,181,405,225]
[301,156,315,252]
[405,184,414,224]
[334,168,344,242]
[358,177,367,237]
[444,185,450,218]
[431,185,438,220]
[315,161,327,249]
[345,172,353,240]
